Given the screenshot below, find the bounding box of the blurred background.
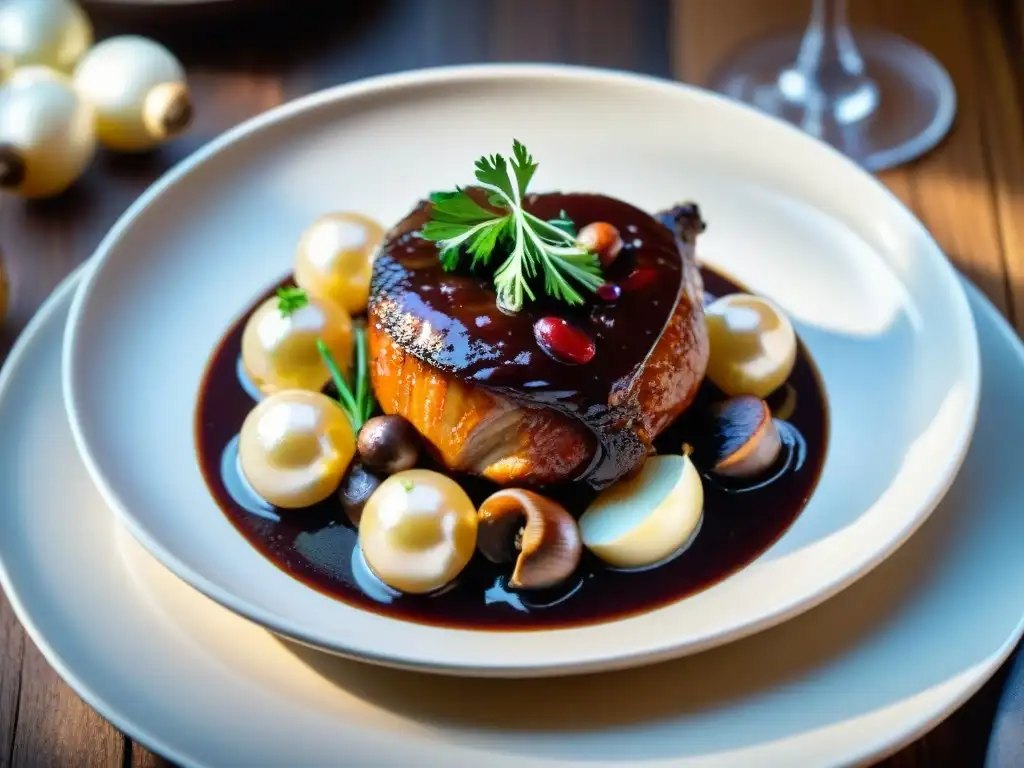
[5,0,1004,337]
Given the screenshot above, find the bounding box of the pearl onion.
[704,293,797,398]
[294,212,385,315]
[359,469,478,594]
[0,66,95,198]
[241,292,354,396]
[238,390,355,509]
[73,36,191,152]
[0,0,92,74]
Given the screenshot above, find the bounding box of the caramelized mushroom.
[337,462,382,527]
[357,414,421,474]
[477,489,582,590]
[711,396,781,478]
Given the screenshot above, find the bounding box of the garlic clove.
[0,0,92,74]
[579,455,703,570]
[0,67,95,198]
[73,35,191,152]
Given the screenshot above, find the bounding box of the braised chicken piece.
[368,192,708,490]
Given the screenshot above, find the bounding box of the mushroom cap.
[712,396,782,478]
[477,489,582,590]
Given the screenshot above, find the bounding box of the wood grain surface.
[0,0,1021,765]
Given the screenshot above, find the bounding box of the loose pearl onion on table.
[238,390,357,510]
[0,0,92,74]
[294,213,386,315]
[359,470,479,594]
[241,293,354,396]
[0,2,192,199]
[73,36,192,152]
[0,66,95,198]
[704,293,797,398]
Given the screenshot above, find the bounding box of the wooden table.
[0,0,1020,764]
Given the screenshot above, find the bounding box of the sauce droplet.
[533,317,596,365]
[622,267,657,291]
[596,283,622,302]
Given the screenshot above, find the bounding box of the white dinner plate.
[2,266,1020,767]
[61,64,979,676]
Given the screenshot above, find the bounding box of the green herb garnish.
[400,479,414,492]
[276,286,309,317]
[317,327,375,431]
[422,140,603,312]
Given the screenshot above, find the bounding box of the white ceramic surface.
[61,64,979,676]
[3,268,1021,767]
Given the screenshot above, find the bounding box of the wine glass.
[708,0,956,171]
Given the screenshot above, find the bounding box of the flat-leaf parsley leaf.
[422,140,603,312]
[276,286,309,317]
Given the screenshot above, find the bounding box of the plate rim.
[59,62,982,676]
[0,263,200,768]
[0,265,1010,768]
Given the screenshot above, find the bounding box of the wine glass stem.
[801,0,858,72]
[779,0,879,125]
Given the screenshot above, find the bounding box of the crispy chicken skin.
[368,197,708,488]
[370,324,595,484]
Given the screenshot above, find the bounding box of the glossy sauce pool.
[196,268,828,630]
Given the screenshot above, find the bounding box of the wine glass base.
[708,30,956,171]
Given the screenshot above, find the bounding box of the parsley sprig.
[276,285,309,316]
[317,328,374,431]
[422,140,603,312]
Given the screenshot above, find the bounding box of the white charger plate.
[60,64,979,676]
[2,266,1021,766]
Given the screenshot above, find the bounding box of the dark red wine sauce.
[195,268,827,630]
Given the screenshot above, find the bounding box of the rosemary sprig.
[355,328,376,423]
[317,327,375,431]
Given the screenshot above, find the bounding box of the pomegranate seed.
[534,317,596,365]
[577,222,623,269]
[596,283,622,302]
[622,267,657,291]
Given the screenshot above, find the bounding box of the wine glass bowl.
[708,0,956,171]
